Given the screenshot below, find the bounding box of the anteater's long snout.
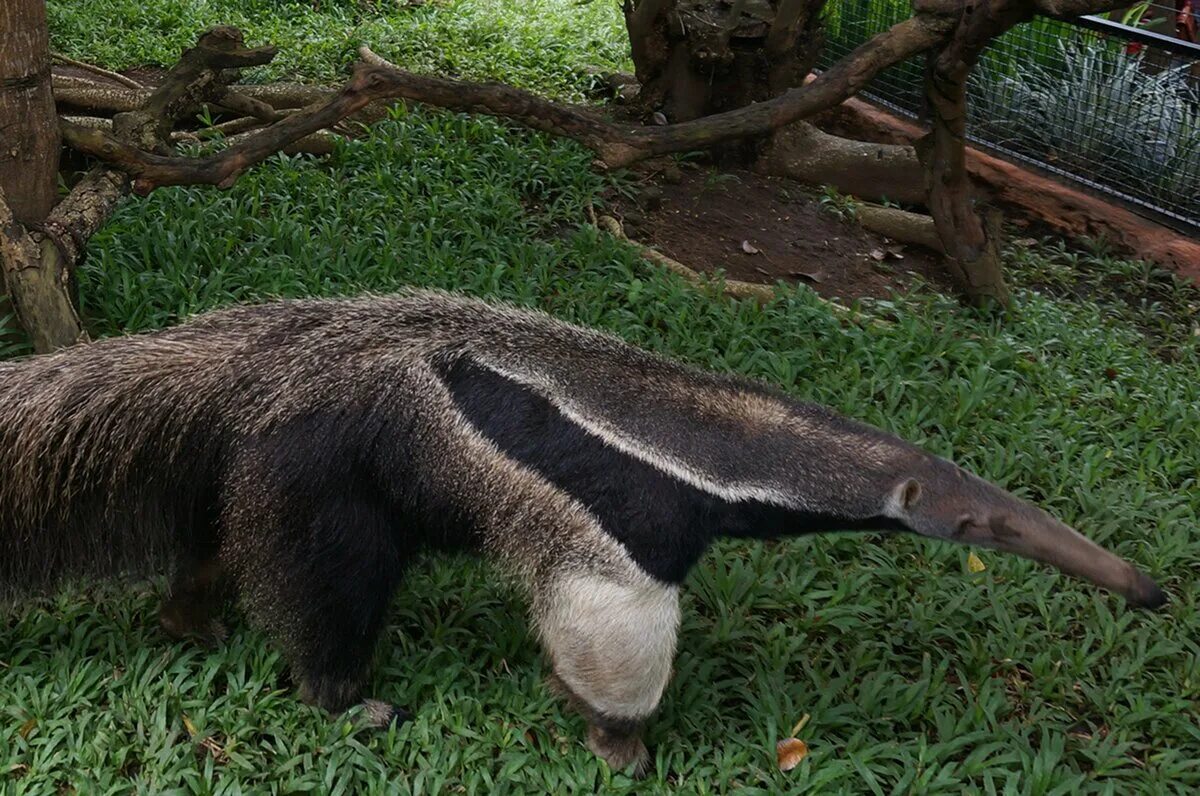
[961,503,1166,609]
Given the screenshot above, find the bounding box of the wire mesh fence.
[820,1,1200,233]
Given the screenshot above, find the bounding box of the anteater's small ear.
[900,478,923,510]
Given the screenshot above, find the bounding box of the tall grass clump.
[971,42,1200,218]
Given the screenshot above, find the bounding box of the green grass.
[2,1,1198,793]
[46,0,629,100]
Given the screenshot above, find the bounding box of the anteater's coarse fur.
[0,290,1165,774]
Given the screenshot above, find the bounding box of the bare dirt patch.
[610,165,955,303]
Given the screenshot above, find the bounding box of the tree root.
[0,186,90,352]
[855,204,944,252]
[758,122,926,206]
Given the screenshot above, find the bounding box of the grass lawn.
[2,1,1198,792]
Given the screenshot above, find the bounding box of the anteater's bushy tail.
[0,326,237,601]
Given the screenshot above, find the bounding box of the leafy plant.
[816,184,860,221]
[970,41,1200,218]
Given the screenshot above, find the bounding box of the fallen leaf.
[1013,238,1038,247]
[18,718,36,739]
[183,714,198,738]
[741,240,760,255]
[967,552,987,573]
[776,737,809,771]
[789,270,825,283]
[869,248,886,261]
[1104,367,1118,380]
[651,111,668,126]
[885,245,906,260]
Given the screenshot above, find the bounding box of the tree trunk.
[0,0,59,223]
[919,54,1010,307]
[624,0,1017,306]
[626,0,826,159]
[0,0,86,351]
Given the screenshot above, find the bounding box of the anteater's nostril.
[988,515,1021,540]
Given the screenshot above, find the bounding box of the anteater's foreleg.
[537,572,680,777]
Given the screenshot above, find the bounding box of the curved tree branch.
[63,9,957,194]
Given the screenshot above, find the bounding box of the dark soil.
[610,164,955,303]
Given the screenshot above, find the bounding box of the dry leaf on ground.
[777,738,809,771]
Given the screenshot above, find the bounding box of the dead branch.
[53,81,149,113]
[51,51,144,90]
[60,115,113,130]
[115,26,277,150]
[60,63,377,193]
[41,168,128,265]
[212,88,283,123]
[196,114,268,139]
[224,128,338,156]
[235,83,335,109]
[53,72,115,87]
[355,14,950,167]
[61,6,957,193]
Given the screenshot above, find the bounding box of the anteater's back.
[0,287,815,598]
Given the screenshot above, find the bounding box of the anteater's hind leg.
[537,571,681,778]
[221,472,410,727]
[159,551,229,647]
[160,498,229,647]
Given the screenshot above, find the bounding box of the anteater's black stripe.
[438,356,901,583]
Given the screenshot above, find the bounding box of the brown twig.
[212,88,283,123]
[51,51,145,90]
[357,13,950,166]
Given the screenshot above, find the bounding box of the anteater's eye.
[955,515,973,537]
